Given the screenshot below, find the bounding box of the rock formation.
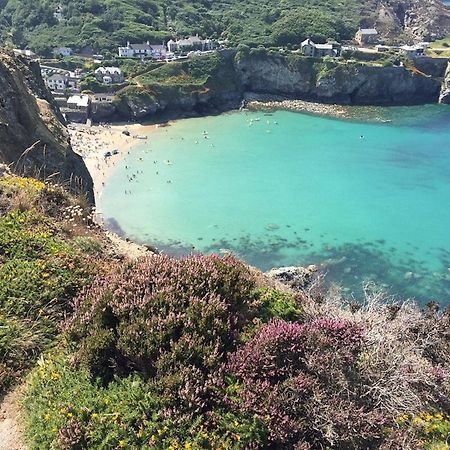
[366,0,450,42]
[439,61,450,103]
[0,50,93,202]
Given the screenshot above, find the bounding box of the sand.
[69,122,157,199]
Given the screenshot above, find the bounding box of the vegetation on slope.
[0,0,361,55]
[0,174,449,449]
[0,174,110,395]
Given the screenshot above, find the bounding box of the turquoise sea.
[98,106,450,304]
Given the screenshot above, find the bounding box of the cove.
[98,107,450,304]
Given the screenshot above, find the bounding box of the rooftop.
[359,28,378,35]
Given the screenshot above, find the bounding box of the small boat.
[133,135,148,140]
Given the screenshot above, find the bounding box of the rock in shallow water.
[266,265,317,290]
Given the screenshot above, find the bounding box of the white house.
[118,42,167,59]
[301,39,316,56]
[67,95,90,111]
[13,49,36,58]
[45,73,67,91]
[94,67,124,84]
[400,45,425,57]
[166,36,215,53]
[93,93,116,103]
[53,47,73,57]
[301,39,340,57]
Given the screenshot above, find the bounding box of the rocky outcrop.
[367,0,450,42]
[236,52,447,105]
[0,50,93,202]
[439,61,450,103]
[266,265,318,291]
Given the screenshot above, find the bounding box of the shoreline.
[69,122,158,199]
[244,97,397,123]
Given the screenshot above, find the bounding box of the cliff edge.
[0,50,93,202]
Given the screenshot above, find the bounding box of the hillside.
[0,50,93,201]
[1,0,450,56]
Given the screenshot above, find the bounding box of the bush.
[226,315,424,448]
[67,254,258,383]
[0,177,101,394]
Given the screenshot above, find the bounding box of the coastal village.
[9,26,445,125]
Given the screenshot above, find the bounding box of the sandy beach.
[69,122,157,198]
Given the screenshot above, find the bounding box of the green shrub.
[0,178,101,394]
[23,353,266,449]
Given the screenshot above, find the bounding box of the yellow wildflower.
[50,372,60,380]
[44,413,51,421]
[185,443,192,450]
[118,440,126,448]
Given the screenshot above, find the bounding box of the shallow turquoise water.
[98,106,450,304]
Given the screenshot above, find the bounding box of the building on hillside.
[64,95,91,123]
[42,67,82,92]
[53,47,73,57]
[118,42,167,59]
[400,44,425,57]
[13,49,36,58]
[92,93,116,103]
[355,28,379,46]
[53,4,64,21]
[167,35,215,53]
[300,39,341,57]
[45,73,68,91]
[66,95,91,114]
[94,66,124,84]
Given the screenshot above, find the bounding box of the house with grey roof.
[118,42,167,59]
[94,67,124,84]
[355,28,379,46]
[167,35,215,53]
[301,39,341,57]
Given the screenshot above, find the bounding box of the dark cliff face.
[0,51,94,203]
[235,52,446,105]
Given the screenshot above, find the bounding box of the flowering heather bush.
[67,255,258,404]
[226,317,375,448]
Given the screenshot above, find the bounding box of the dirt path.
[0,388,26,450]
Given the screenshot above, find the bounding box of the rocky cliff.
[111,50,449,122]
[0,50,94,202]
[236,51,448,105]
[439,61,450,103]
[364,0,450,42]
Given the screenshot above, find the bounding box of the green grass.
[0,176,104,395]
